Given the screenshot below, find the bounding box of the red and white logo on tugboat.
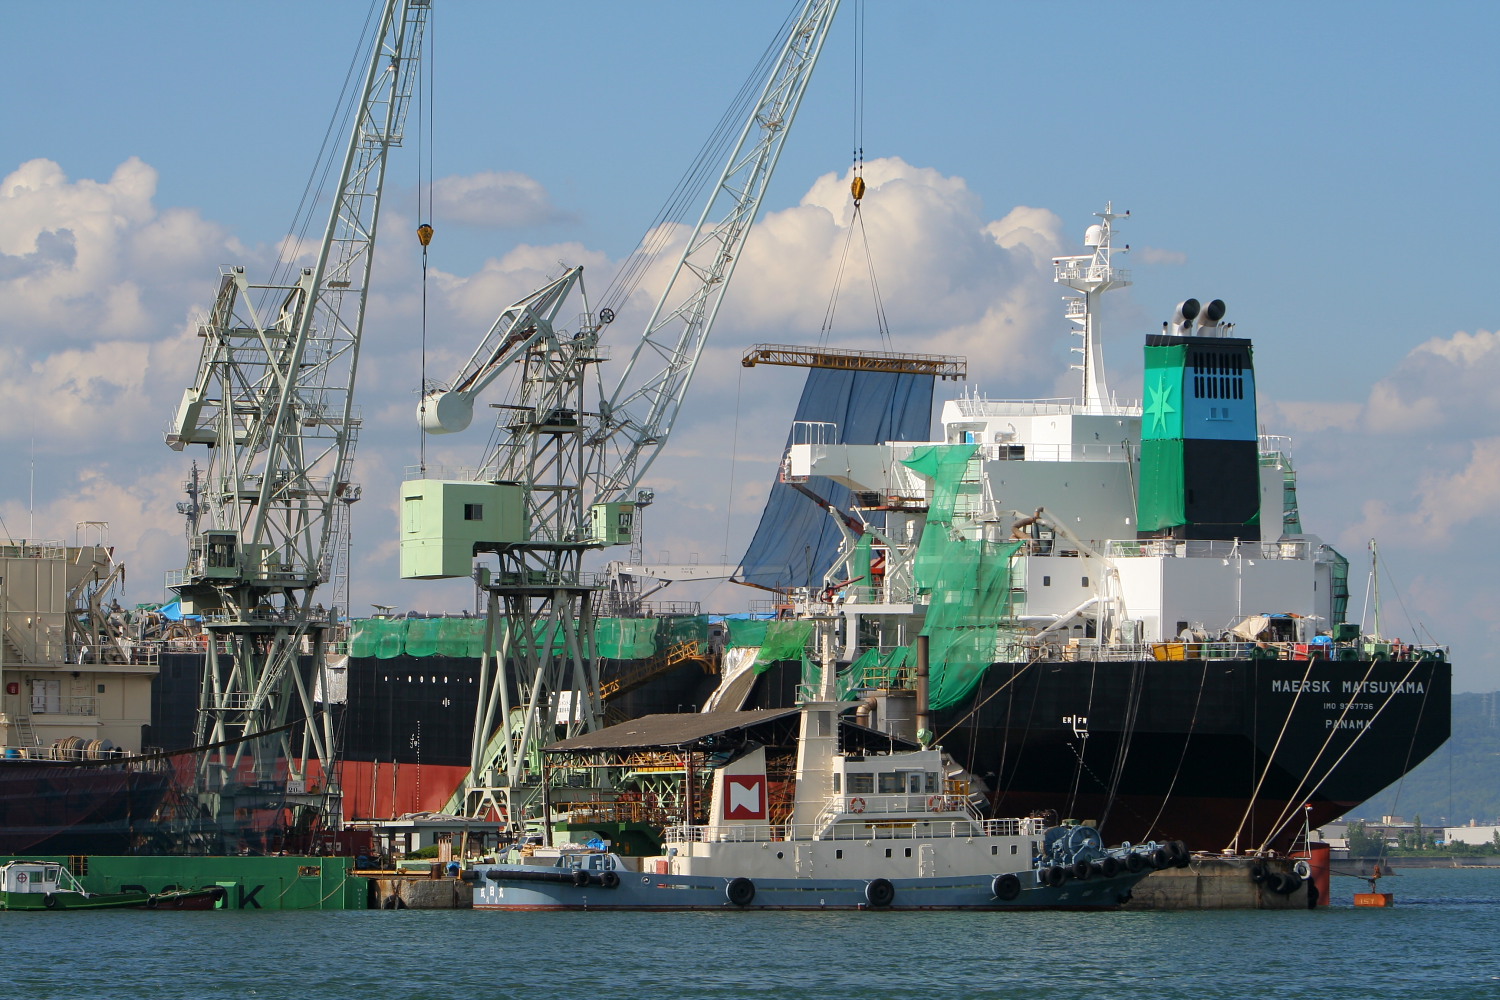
[723,774,767,820]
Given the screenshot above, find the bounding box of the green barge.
[0,855,366,910]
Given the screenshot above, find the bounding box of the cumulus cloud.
[0,158,229,345]
[430,171,572,228]
[1358,328,1500,436]
[1133,246,1188,266]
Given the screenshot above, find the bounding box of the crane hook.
[417,223,434,247]
[850,176,866,205]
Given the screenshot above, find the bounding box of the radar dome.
[1083,224,1105,248]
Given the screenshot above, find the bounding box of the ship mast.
[1053,203,1131,413]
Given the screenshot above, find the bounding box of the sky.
[3,1,1498,692]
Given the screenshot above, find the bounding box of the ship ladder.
[598,641,712,701]
[14,715,40,748]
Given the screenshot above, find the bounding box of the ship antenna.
[1054,202,1132,413]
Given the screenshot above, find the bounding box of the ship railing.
[0,539,66,560]
[664,814,1035,845]
[1053,259,1132,285]
[1104,538,1310,561]
[1140,639,1451,663]
[199,607,337,627]
[0,742,131,762]
[981,442,1135,463]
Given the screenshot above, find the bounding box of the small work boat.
[0,861,223,911]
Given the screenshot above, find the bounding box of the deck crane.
[403,0,839,831]
[165,0,428,850]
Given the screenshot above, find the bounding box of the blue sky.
[4,1,1498,691]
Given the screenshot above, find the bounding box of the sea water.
[4,867,1497,1000]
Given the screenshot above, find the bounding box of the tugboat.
[473,627,1180,911]
[0,860,223,911]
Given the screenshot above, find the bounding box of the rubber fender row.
[723,877,898,908]
[1036,840,1189,886]
[483,867,621,888]
[1248,863,1303,895]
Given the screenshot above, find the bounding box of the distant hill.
[1348,692,1500,827]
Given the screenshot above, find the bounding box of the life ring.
[864,877,895,908]
[848,797,866,814]
[992,873,1022,902]
[725,877,755,907]
[927,796,941,812]
[1293,860,1311,879]
[43,893,58,909]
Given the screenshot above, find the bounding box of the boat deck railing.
[664,814,1043,845]
[1104,538,1311,560]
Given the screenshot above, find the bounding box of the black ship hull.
[0,761,175,855]
[238,651,1451,853]
[674,652,1451,853]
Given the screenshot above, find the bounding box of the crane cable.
[416,9,436,475]
[819,2,892,352]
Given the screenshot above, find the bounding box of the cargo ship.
[0,537,176,854]
[724,205,1450,853]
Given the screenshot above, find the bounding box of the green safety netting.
[660,615,711,647]
[349,616,713,660]
[725,618,814,675]
[725,618,771,649]
[595,617,659,660]
[852,532,876,604]
[900,445,1021,711]
[349,618,409,659]
[798,652,861,701]
[753,619,815,669]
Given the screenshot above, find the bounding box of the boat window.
[878,773,903,794]
[847,773,873,794]
[906,773,922,794]
[832,773,840,793]
[44,868,57,883]
[926,772,941,792]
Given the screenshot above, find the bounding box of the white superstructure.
[782,210,1346,658]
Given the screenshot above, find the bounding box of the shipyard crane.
[404,0,839,829]
[165,0,428,850]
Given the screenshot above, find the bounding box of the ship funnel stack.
[1198,298,1227,330]
[1170,299,1201,336]
[1138,297,1261,541]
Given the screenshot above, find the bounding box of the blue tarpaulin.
[737,367,933,589]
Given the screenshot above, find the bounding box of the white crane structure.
[166,0,428,848]
[404,0,839,830]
